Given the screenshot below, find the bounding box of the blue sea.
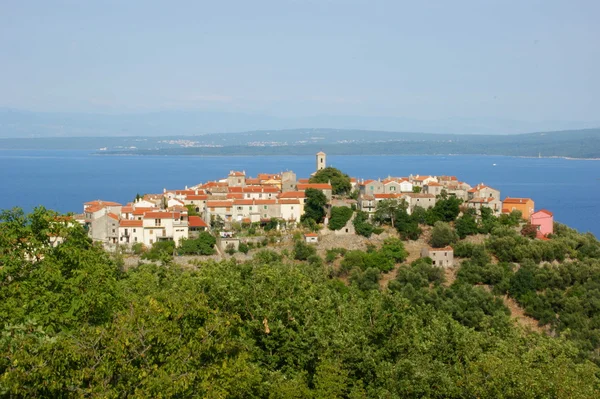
[1,150,599,238]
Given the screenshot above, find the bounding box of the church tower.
[316,151,326,172]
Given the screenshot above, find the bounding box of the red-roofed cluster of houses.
[79,152,554,249]
[80,166,333,248]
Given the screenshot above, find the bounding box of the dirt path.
[502,295,548,334]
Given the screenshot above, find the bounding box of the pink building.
[530,209,554,238]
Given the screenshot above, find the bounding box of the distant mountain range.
[1,127,599,159]
[1,108,599,137]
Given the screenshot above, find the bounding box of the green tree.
[178,232,216,255]
[381,237,408,263]
[293,240,317,261]
[328,206,353,230]
[142,240,175,263]
[374,198,405,228]
[352,211,374,237]
[309,167,351,195]
[455,211,479,238]
[301,188,327,224]
[430,221,459,248]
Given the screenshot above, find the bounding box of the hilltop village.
[79,152,554,261]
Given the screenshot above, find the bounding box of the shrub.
[328,206,353,230]
[131,242,145,255]
[178,232,216,256]
[429,221,458,248]
[294,240,317,261]
[238,242,249,254]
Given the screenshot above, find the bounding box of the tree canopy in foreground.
[0,207,599,397]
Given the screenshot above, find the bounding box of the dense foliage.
[328,206,353,230]
[178,232,217,256]
[309,166,351,195]
[1,208,600,397]
[301,188,327,224]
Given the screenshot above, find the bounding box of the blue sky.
[1,0,598,125]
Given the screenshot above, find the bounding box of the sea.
[1,150,599,238]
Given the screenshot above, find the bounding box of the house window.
[249,206,252,211]
[149,230,153,235]
[291,206,294,210]
[264,205,268,209]
[134,237,138,242]
[237,206,243,211]
[150,239,153,244]
[133,228,136,233]
[155,219,161,226]
[390,186,395,191]
[264,214,267,218]
[112,229,115,233]
[370,186,373,190]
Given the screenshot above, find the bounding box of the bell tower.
[316,151,326,172]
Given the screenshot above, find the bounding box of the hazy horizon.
[1,1,599,136]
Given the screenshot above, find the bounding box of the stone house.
[410,175,438,188]
[421,246,454,267]
[227,171,246,187]
[401,193,436,214]
[423,182,445,197]
[360,179,385,196]
[468,183,500,201]
[467,197,502,216]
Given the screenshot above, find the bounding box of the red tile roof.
[298,178,310,184]
[242,186,279,193]
[428,246,453,252]
[279,199,301,205]
[533,209,553,217]
[188,216,208,228]
[119,219,143,227]
[85,205,105,213]
[185,195,208,200]
[121,205,134,213]
[227,193,244,199]
[304,233,318,237]
[254,199,277,205]
[132,207,156,215]
[413,175,433,181]
[229,171,245,176]
[374,193,403,199]
[85,200,122,207]
[503,197,533,204]
[107,213,119,221]
[233,199,254,206]
[207,200,233,208]
[278,191,305,199]
[143,211,182,219]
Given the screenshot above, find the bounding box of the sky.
[1,0,599,128]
